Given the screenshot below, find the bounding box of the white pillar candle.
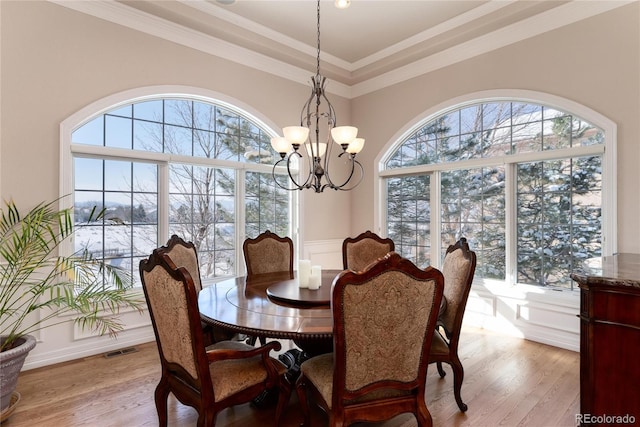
[298,259,311,288]
[309,265,322,290]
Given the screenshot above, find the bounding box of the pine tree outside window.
[381,98,611,290]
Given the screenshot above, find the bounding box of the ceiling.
[57,0,631,96]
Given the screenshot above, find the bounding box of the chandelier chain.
[316,0,321,78]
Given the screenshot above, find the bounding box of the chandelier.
[270,0,364,193]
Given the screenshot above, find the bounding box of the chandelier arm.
[320,81,337,126]
[323,151,354,189]
[321,137,336,189]
[272,152,312,191]
[292,150,317,189]
[322,157,364,192]
[319,80,337,186]
[272,158,298,191]
[300,83,315,127]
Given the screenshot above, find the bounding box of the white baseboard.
[23,327,155,370]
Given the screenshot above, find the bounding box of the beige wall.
[4,2,636,248]
[351,2,640,254]
[1,1,639,365]
[0,0,352,242]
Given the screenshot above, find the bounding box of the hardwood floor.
[4,327,579,426]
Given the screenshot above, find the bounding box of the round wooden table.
[265,269,336,306]
[198,270,342,355]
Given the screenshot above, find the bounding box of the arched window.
[379,94,614,290]
[62,88,295,284]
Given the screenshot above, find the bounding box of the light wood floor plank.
[4,327,579,426]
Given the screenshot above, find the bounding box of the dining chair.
[429,237,476,412]
[139,250,290,427]
[243,230,294,278]
[242,230,294,346]
[342,230,395,272]
[155,235,234,345]
[296,251,444,427]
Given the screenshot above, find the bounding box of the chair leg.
[275,376,292,427]
[415,400,433,427]
[450,357,468,412]
[436,361,446,378]
[154,378,170,427]
[197,409,217,427]
[329,413,346,427]
[295,374,311,427]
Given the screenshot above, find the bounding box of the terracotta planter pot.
[0,335,36,413]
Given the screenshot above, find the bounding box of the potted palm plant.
[0,198,144,419]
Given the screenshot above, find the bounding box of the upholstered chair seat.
[206,340,286,402]
[428,331,450,357]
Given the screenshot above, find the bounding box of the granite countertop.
[570,253,640,288]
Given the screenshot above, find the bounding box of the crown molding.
[350,0,517,71]
[48,0,352,98]
[49,0,633,100]
[177,0,353,72]
[178,0,517,74]
[351,0,635,98]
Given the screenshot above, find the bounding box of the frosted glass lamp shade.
[331,126,358,145]
[346,138,365,154]
[304,142,327,158]
[283,126,310,145]
[271,136,292,153]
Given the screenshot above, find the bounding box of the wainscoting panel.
[463,284,580,352]
[303,239,343,270]
[301,238,580,351]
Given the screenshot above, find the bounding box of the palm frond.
[0,198,144,352]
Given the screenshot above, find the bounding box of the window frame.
[60,86,299,283]
[375,90,616,295]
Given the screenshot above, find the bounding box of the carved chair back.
[342,230,395,272]
[155,235,202,291]
[243,230,294,278]
[439,237,476,343]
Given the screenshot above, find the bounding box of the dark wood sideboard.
[570,253,640,426]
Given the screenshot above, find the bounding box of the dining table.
[198,269,342,359]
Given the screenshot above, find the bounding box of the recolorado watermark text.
[576,414,636,425]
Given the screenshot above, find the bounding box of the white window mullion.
[236,169,246,275]
[431,171,442,268]
[601,138,617,255]
[505,162,517,286]
[157,162,170,246]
